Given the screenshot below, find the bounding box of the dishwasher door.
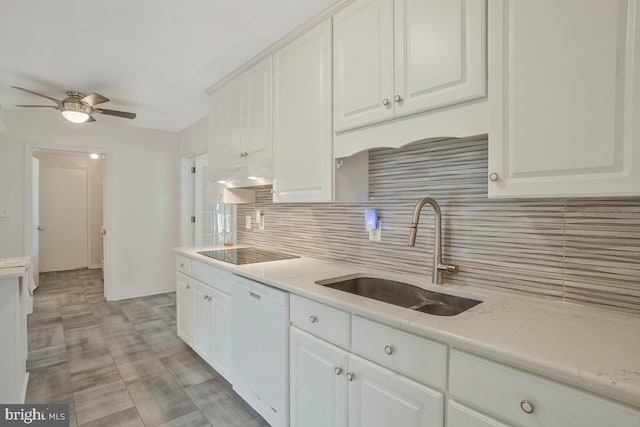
[231,275,289,427]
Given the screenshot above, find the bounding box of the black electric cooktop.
[197,247,300,265]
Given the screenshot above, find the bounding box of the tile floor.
[26,268,269,427]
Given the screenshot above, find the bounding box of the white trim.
[24,142,112,298]
[109,286,176,301]
[206,0,355,94]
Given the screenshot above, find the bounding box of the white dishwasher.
[231,274,290,427]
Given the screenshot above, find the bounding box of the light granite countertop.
[175,246,640,409]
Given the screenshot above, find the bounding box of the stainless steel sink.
[315,276,481,316]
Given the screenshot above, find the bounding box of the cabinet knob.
[489,172,499,182]
[334,367,343,376]
[179,263,184,268]
[384,345,394,355]
[203,295,207,300]
[520,400,534,414]
[382,98,389,106]
[394,95,402,103]
[309,315,318,324]
[243,152,248,157]
[346,372,355,381]
[240,152,244,158]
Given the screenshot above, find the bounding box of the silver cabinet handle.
[489,172,499,182]
[334,367,343,376]
[346,372,354,381]
[309,315,317,324]
[520,400,534,414]
[384,345,394,355]
[394,95,402,102]
[203,295,207,300]
[382,98,389,106]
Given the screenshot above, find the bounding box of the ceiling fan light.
[62,110,90,123]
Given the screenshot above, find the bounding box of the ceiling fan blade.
[81,93,109,106]
[87,115,96,122]
[11,86,61,104]
[16,104,58,108]
[94,108,136,119]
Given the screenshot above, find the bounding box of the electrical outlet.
[259,213,265,230]
[245,215,252,229]
[256,209,261,223]
[369,220,382,242]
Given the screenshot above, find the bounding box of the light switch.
[245,215,252,229]
[256,210,261,223]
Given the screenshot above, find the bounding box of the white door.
[488,0,640,197]
[333,0,395,132]
[31,156,40,286]
[176,275,192,344]
[290,327,348,427]
[273,19,333,203]
[39,167,88,272]
[244,56,273,161]
[394,0,486,117]
[347,354,444,427]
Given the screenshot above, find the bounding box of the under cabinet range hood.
[208,157,272,189]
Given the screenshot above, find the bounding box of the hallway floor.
[26,269,268,427]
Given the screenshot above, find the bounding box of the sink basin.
[315,276,481,316]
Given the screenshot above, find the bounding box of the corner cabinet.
[488,0,640,198]
[272,19,334,203]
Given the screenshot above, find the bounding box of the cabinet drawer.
[447,400,508,427]
[191,260,211,284]
[210,267,234,295]
[449,350,640,427]
[176,255,191,275]
[351,316,447,390]
[290,295,350,349]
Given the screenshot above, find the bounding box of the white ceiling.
[0,0,335,132]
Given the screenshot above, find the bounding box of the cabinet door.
[488,0,640,197]
[191,282,212,362]
[208,88,227,178]
[210,287,232,381]
[447,400,508,427]
[333,0,394,132]
[347,354,444,427]
[224,76,245,168]
[176,274,192,344]
[244,56,273,162]
[273,19,333,203]
[394,0,486,117]
[290,327,348,427]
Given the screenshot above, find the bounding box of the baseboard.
[107,286,175,302]
[88,264,103,270]
[21,372,29,404]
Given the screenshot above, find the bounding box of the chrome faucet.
[408,197,457,284]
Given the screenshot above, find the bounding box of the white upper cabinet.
[333,0,486,133]
[273,19,333,203]
[333,0,395,132]
[488,0,640,198]
[208,57,273,183]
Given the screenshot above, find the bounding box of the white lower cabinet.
[447,400,508,427]
[348,354,444,427]
[449,349,640,427]
[175,273,192,344]
[290,327,348,427]
[289,296,445,427]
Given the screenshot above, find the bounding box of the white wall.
[0,108,181,300]
[179,116,208,156]
[34,151,104,268]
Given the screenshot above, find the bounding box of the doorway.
[25,146,108,299]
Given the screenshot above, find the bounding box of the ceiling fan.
[11,86,136,123]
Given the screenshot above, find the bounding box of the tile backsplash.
[237,135,640,314]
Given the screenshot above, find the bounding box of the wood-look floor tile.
[104,331,150,358]
[68,351,120,393]
[25,362,72,403]
[75,385,134,425]
[64,326,109,359]
[142,294,175,307]
[160,350,215,387]
[27,344,67,369]
[79,407,143,427]
[157,411,211,427]
[115,353,167,384]
[127,373,197,426]
[185,378,258,427]
[28,322,65,351]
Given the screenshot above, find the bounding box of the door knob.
[37,226,44,231]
